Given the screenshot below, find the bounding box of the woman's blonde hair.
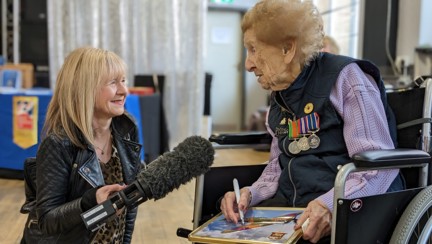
[241,0,324,66]
[323,35,340,55]
[43,47,127,148]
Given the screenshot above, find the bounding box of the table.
[0,90,51,173]
[0,91,164,178]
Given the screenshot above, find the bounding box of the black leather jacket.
[30,113,142,243]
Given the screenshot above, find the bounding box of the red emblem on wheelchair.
[350,199,363,212]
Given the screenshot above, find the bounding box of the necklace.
[94,134,111,155]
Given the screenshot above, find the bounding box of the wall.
[206,0,265,132]
[418,0,432,47]
[204,10,243,131]
[396,0,432,66]
[396,0,421,66]
[362,0,398,75]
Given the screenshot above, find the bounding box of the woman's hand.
[95,184,127,204]
[220,188,251,224]
[96,184,127,215]
[294,199,332,243]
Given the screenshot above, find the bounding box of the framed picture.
[1,69,22,89]
[189,207,305,244]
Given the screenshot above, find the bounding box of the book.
[189,207,305,244]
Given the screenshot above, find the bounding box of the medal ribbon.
[299,116,309,135]
[288,113,321,139]
[288,119,292,139]
[307,112,320,131]
[292,120,299,138]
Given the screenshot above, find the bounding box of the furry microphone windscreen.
[137,136,215,200]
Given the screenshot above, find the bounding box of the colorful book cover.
[189,207,305,244]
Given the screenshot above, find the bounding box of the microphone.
[81,135,215,231]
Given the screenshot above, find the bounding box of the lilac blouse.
[247,63,399,211]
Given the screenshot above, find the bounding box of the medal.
[286,120,300,155]
[288,140,301,154]
[297,117,310,151]
[306,112,321,149]
[298,136,310,151]
[308,133,320,148]
[275,127,288,137]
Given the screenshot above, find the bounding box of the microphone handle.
[117,181,152,210]
[81,181,152,231]
[81,197,118,231]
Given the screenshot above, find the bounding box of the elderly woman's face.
[243,29,294,91]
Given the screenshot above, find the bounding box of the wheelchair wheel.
[390,185,432,244]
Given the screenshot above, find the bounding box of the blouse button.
[83,167,91,174]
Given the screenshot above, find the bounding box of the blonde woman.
[21,47,142,243]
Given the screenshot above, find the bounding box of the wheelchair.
[177,76,432,243]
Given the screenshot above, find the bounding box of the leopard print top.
[91,144,127,244]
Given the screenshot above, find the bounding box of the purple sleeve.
[317,63,399,211]
[247,107,282,206]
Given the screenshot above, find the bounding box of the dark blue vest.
[267,53,396,207]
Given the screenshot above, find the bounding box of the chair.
[20,157,37,214]
[178,76,432,243]
[134,74,170,159]
[134,74,164,94]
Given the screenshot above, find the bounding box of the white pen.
[233,178,245,225]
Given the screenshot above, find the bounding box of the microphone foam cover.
[138,136,215,200]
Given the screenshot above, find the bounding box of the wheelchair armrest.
[352,148,431,168]
[209,131,272,145]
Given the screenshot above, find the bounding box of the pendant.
[308,134,320,149]
[297,136,310,151]
[288,140,301,154]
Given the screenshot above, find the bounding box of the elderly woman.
[220,0,403,243]
[21,47,142,243]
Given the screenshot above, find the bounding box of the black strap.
[414,76,432,87]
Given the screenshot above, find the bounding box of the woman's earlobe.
[283,48,295,64]
[283,41,296,64]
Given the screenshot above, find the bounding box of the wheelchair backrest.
[387,86,428,188]
[387,87,425,150]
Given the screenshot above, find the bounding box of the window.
[314,0,361,57]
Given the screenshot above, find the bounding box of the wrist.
[241,188,252,207]
[81,187,99,211]
[314,199,329,210]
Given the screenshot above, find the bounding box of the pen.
[233,178,245,225]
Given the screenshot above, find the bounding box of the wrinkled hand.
[294,199,332,243]
[220,188,251,224]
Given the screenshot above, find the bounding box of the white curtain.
[47,0,207,148]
